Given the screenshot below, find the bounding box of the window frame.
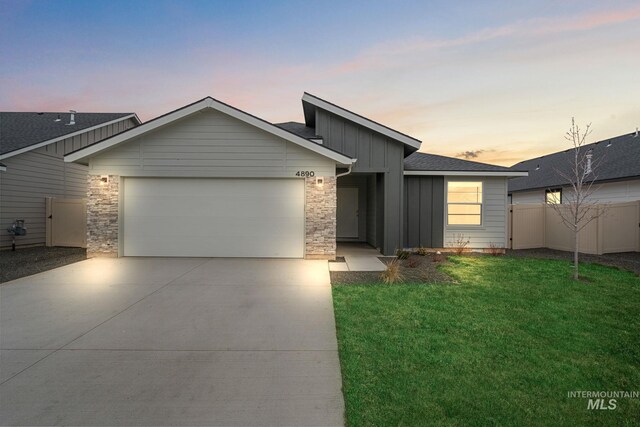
[446,180,484,227]
[545,188,562,204]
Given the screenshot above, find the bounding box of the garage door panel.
[124,218,304,240]
[125,179,294,196]
[123,178,304,258]
[124,234,301,258]
[128,197,302,218]
[124,216,304,232]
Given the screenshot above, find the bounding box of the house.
[64,94,525,259]
[509,131,640,204]
[0,111,140,249]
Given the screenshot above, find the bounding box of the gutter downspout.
[336,161,356,178]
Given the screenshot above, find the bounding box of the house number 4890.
[295,171,315,177]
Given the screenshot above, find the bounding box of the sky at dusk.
[1,0,639,166]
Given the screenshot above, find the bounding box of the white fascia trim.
[302,93,422,150]
[0,114,140,161]
[404,170,529,177]
[66,98,355,165]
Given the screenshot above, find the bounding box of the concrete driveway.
[0,258,344,426]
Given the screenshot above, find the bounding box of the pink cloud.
[532,5,640,35]
[330,5,640,77]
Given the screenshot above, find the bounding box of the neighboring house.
[509,131,640,204]
[64,94,525,259]
[0,112,140,249]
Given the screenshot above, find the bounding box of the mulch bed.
[0,246,87,284]
[507,248,640,276]
[330,253,454,285]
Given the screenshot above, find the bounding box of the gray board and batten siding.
[0,118,138,248]
[314,108,405,255]
[404,175,445,249]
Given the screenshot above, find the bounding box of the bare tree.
[550,118,606,280]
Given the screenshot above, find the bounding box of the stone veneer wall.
[87,174,119,257]
[305,176,337,259]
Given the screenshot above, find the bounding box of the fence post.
[542,204,547,248]
[637,201,640,252]
[45,197,52,247]
[596,204,604,255]
[508,205,512,249]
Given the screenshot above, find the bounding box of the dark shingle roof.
[404,152,518,172]
[509,132,640,193]
[274,122,319,139]
[0,112,135,156]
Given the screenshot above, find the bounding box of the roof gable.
[509,132,640,193]
[302,93,422,150]
[0,112,139,159]
[65,97,355,165]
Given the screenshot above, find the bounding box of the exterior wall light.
[100,175,109,184]
[316,177,324,187]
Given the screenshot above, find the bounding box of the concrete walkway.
[0,258,344,426]
[330,243,387,272]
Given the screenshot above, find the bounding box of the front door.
[337,187,359,238]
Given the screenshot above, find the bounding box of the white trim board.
[0,114,141,161]
[404,170,528,177]
[65,97,356,166]
[302,92,422,150]
[0,164,6,172]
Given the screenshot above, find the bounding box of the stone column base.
[304,176,337,259]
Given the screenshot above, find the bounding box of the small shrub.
[381,259,404,284]
[415,247,430,256]
[396,249,411,260]
[487,242,504,256]
[448,233,470,255]
[432,251,446,263]
[405,256,422,268]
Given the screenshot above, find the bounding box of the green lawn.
[332,256,640,426]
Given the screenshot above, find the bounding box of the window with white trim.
[447,181,482,225]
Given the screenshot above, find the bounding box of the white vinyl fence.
[509,201,640,254]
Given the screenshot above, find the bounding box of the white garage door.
[123,178,304,257]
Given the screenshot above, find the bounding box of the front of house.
[65,94,524,259]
